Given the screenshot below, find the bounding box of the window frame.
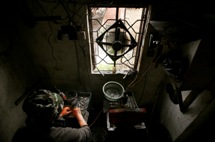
[87,5,151,75]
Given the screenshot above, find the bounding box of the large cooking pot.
[103,81,125,101]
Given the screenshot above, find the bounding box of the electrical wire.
[66,3,85,24]
[35,0,49,16]
[126,58,152,91]
[79,42,93,79]
[126,51,163,91]
[74,41,88,91]
[50,2,69,24]
[88,109,102,127]
[146,80,164,138]
[47,20,58,85]
[137,67,149,105]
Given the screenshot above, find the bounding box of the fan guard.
[96,19,137,66]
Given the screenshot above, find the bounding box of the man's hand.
[72,107,88,127]
[59,106,87,127]
[72,107,82,117]
[59,106,72,117]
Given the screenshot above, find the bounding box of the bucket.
[103,81,125,101]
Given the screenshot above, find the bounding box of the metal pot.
[103,81,125,101]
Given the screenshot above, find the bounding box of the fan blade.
[99,42,113,46]
[115,27,120,41]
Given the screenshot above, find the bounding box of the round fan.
[96,19,137,66]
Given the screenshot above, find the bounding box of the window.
[88,6,150,74]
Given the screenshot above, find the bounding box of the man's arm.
[72,107,88,127]
[59,106,88,127]
[59,106,92,141]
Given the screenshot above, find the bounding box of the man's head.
[22,89,64,128]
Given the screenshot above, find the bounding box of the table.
[103,92,147,131]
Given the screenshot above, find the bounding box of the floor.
[87,108,172,142]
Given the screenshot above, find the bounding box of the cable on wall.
[79,42,93,79]
[126,57,152,91]
[47,20,58,85]
[74,41,88,91]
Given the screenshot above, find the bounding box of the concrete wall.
[0,57,27,142]
[158,39,215,141]
[159,84,214,141]
[0,25,40,142]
